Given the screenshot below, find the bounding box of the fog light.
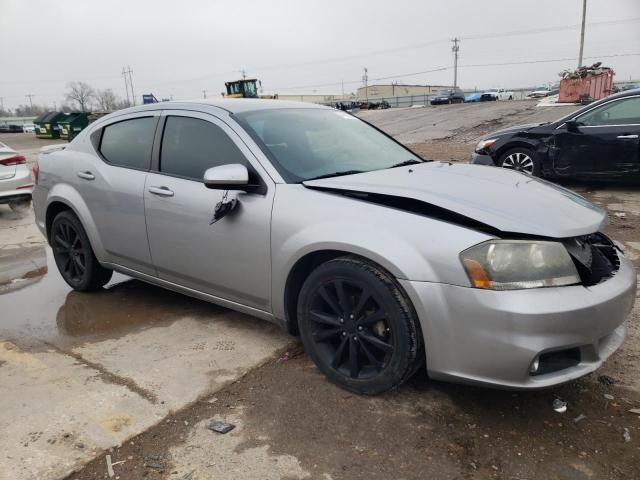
[529,356,540,374]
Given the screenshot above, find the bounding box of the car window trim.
[152,110,268,193]
[96,114,160,172]
[556,94,640,129]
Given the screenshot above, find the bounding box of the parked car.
[464,93,482,103]
[33,100,636,394]
[22,123,36,134]
[527,86,552,98]
[471,88,640,178]
[430,87,465,105]
[0,124,24,133]
[481,88,514,101]
[0,142,33,211]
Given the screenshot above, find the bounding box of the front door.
[144,112,273,311]
[553,95,640,177]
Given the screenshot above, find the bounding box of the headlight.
[475,138,497,151]
[460,240,580,290]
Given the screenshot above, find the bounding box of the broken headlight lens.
[475,138,497,152]
[460,240,580,290]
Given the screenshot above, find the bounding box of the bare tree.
[65,81,95,112]
[95,88,119,112]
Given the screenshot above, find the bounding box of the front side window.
[577,97,640,126]
[100,117,156,169]
[236,108,421,183]
[160,116,247,180]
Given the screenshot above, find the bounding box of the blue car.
[464,93,482,103]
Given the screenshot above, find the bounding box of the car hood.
[484,122,548,137]
[303,162,606,238]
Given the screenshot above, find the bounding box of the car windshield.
[236,108,422,183]
[435,90,451,96]
[487,88,499,92]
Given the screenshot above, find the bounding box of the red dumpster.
[559,69,615,103]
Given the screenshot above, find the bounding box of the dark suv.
[430,87,465,105]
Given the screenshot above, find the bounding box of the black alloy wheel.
[298,256,423,394]
[51,211,112,291]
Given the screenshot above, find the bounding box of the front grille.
[563,233,620,286]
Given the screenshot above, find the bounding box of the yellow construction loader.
[223,79,277,99]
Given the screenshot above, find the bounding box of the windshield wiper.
[389,159,423,169]
[306,170,364,181]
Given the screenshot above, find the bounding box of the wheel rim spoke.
[73,255,86,273]
[312,327,343,342]
[359,332,393,353]
[352,288,370,320]
[318,286,342,316]
[333,280,351,314]
[309,310,342,328]
[54,235,70,250]
[331,337,348,368]
[359,340,383,371]
[349,338,359,378]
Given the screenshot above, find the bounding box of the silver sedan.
[32,100,636,394]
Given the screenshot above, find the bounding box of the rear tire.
[51,211,113,291]
[297,256,423,395]
[498,147,541,176]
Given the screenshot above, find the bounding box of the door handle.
[148,186,174,197]
[617,134,639,139]
[77,171,95,180]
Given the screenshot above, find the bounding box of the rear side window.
[160,116,247,180]
[100,117,156,169]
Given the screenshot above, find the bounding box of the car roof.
[119,99,330,115]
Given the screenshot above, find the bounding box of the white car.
[22,123,36,134]
[528,86,552,98]
[0,142,33,211]
[481,88,514,101]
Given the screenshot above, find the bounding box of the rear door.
[144,111,274,311]
[75,112,159,275]
[554,95,640,176]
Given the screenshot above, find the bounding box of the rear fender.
[46,183,107,262]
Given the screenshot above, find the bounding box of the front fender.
[270,185,493,321]
[45,183,108,262]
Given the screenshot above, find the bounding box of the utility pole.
[25,94,34,109]
[451,38,460,88]
[341,78,344,99]
[202,89,207,99]
[362,67,368,102]
[127,66,136,106]
[122,67,131,106]
[0,97,4,112]
[578,0,587,68]
[240,69,247,80]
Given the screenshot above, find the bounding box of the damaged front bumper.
[400,252,636,389]
[470,151,496,166]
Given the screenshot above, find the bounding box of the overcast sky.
[1,0,639,109]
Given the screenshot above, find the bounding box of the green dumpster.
[34,111,66,139]
[58,112,89,140]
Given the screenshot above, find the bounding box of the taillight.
[33,161,40,184]
[0,154,26,166]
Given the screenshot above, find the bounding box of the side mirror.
[203,164,249,190]
[565,120,583,132]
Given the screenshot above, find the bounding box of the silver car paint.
[304,162,607,238]
[33,99,637,389]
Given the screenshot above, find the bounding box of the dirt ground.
[1,103,639,480]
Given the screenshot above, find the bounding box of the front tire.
[498,147,540,176]
[51,211,113,291]
[297,256,423,395]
